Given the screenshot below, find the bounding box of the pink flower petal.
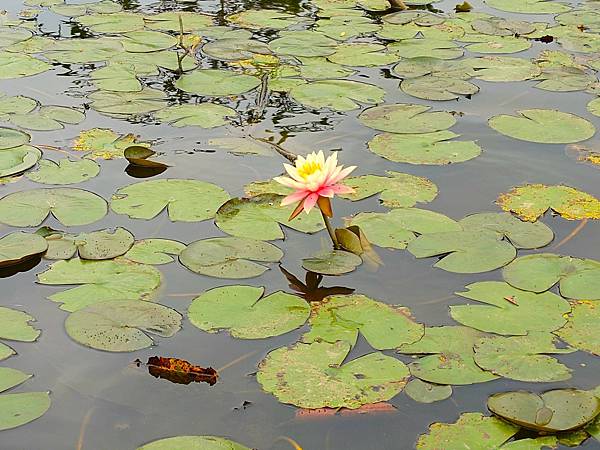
[329,165,356,185]
[274,176,304,190]
[303,193,319,214]
[281,190,310,206]
[318,186,335,197]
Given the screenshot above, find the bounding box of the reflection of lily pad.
[0,232,47,267]
[179,237,282,279]
[258,340,410,409]
[303,294,424,349]
[503,254,600,300]
[341,171,438,208]
[359,103,456,134]
[488,390,600,432]
[26,158,100,185]
[397,326,499,385]
[189,285,309,338]
[416,413,518,449]
[215,194,324,240]
[0,188,107,227]
[302,250,362,275]
[111,179,230,222]
[65,300,181,352]
[175,69,260,96]
[454,281,570,335]
[290,79,384,112]
[474,332,574,382]
[497,184,600,221]
[489,109,595,144]
[138,436,250,450]
[37,258,161,312]
[124,239,185,265]
[555,302,600,356]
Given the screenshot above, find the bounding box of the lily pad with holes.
[215,194,324,240]
[258,340,410,409]
[400,76,479,101]
[474,332,574,382]
[138,436,251,450]
[37,258,161,312]
[0,188,107,227]
[348,208,460,249]
[0,392,51,432]
[111,179,230,222]
[503,254,600,300]
[123,239,185,265]
[38,227,134,261]
[0,232,47,267]
[0,127,30,150]
[416,413,519,449]
[26,159,100,185]
[398,326,499,385]
[269,31,338,57]
[179,237,282,279]
[0,307,40,342]
[555,302,600,356]
[405,379,452,404]
[341,172,438,209]
[175,69,261,97]
[155,104,236,128]
[368,131,482,165]
[88,88,166,117]
[0,145,41,177]
[497,184,600,222]
[302,294,424,349]
[453,281,570,335]
[488,390,600,432]
[188,285,309,339]
[489,109,595,144]
[65,300,181,352]
[358,104,456,134]
[0,52,51,79]
[302,250,362,275]
[290,79,384,112]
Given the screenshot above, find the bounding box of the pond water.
[1,0,600,448]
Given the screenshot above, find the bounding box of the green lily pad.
[416,413,518,449]
[143,12,212,32]
[88,88,166,117]
[26,158,100,185]
[503,254,600,300]
[388,39,464,60]
[341,171,438,208]
[471,17,536,36]
[257,340,410,409]
[497,184,600,222]
[38,227,134,261]
[0,94,37,116]
[0,52,50,79]
[302,250,362,275]
[555,301,600,356]
[407,229,516,273]
[290,79,384,112]
[0,127,30,149]
[65,300,181,352]
[405,379,452,404]
[588,98,600,118]
[400,75,479,101]
[188,285,309,339]
[227,9,305,30]
[179,237,282,279]
[123,239,185,265]
[392,57,473,80]
[203,38,271,61]
[0,307,40,342]
[468,56,542,82]
[398,326,499,385]
[155,104,236,128]
[269,31,338,57]
[37,258,161,312]
[8,106,85,131]
[327,43,398,67]
[484,0,570,14]
[489,109,595,144]
[0,145,41,177]
[0,367,31,393]
[90,64,142,92]
[368,131,482,165]
[316,15,380,41]
[0,27,32,49]
[51,0,122,17]
[175,69,261,97]
[0,343,14,361]
[474,332,574,382]
[349,208,460,249]
[44,38,124,64]
[358,104,456,134]
[488,390,600,432]
[0,232,47,267]
[453,281,570,335]
[500,437,559,449]
[0,392,51,432]
[465,35,531,54]
[120,31,177,53]
[111,179,230,222]
[138,436,251,450]
[215,194,324,241]
[208,137,276,156]
[297,56,355,79]
[303,294,424,349]
[77,12,144,34]
[0,188,107,227]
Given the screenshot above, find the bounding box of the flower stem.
[320,210,339,249]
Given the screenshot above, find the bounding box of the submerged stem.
[320,210,339,249]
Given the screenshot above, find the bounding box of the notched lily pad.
[124,239,185,265]
[38,227,134,261]
[290,79,385,112]
[26,158,100,185]
[175,69,260,97]
[405,379,452,404]
[302,250,362,275]
[555,301,600,356]
[359,104,456,134]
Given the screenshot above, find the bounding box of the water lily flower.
[274,151,356,220]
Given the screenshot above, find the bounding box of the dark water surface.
[2,0,600,449]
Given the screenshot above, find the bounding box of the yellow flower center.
[296,160,323,179]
